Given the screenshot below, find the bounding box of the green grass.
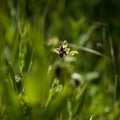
[0,0,120,120]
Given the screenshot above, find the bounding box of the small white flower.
[71,73,83,87]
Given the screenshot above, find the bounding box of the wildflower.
[71,73,83,87]
[54,40,78,57]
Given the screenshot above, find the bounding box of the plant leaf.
[73,84,87,117]
[4,59,22,94]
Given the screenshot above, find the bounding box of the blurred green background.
[0,0,120,120]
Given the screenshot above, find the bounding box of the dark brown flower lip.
[59,46,67,57]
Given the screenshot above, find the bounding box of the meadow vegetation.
[0,0,120,120]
